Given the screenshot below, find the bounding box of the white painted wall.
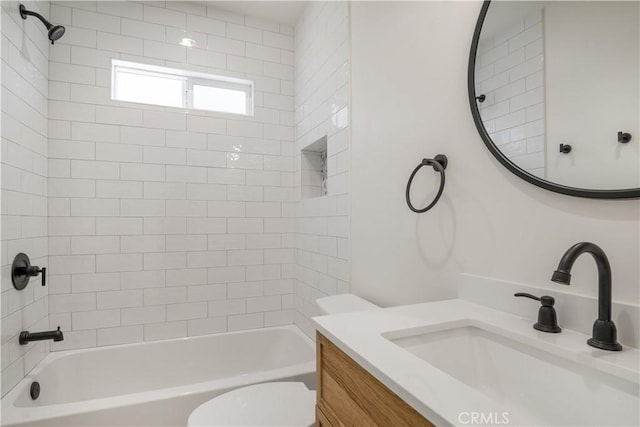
[294,1,350,339]
[350,2,639,312]
[545,1,639,189]
[1,1,50,396]
[45,1,296,352]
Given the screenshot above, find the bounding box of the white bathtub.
[1,325,316,427]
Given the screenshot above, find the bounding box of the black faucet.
[551,242,622,351]
[19,327,64,345]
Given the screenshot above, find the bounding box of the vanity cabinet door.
[316,333,434,427]
[316,404,335,427]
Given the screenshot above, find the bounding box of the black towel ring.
[406,154,448,213]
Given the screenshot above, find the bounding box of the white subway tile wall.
[294,2,350,338]
[46,1,295,355]
[476,10,546,177]
[1,1,50,396]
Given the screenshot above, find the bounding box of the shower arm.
[19,5,53,29]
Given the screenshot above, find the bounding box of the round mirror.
[469,1,640,199]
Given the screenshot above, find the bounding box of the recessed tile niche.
[301,136,328,199]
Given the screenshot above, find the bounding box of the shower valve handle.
[12,253,47,290]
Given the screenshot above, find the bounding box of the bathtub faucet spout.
[19,326,64,345]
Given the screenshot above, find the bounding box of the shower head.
[19,4,66,45]
[48,25,66,43]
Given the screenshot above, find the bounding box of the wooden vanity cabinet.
[316,333,434,427]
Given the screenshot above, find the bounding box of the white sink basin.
[385,323,639,426]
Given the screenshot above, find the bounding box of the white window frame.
[111,59,254,116]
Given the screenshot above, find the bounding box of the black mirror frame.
[468,0,640,199]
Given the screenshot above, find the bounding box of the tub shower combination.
[3,3,318,426]
[1,326,315,426]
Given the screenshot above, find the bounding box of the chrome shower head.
[19,4,66,45]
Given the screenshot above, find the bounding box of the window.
[111,60,254,115]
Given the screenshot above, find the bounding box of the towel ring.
[406,154,448,213]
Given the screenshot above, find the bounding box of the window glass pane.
[193,85,247,115]
[115,70,184,108]
[111,60,253,115]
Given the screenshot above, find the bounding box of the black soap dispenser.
[515,293,562,333]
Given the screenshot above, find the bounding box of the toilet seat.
[187,382,316,427]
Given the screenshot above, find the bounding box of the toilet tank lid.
[316,294,379,315]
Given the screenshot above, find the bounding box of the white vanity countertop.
[313,299,640,426]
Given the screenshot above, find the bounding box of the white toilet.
[187,294,379,427]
